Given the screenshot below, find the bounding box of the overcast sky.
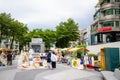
[0,0,98,30]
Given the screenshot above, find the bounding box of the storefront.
[91,27,120,45]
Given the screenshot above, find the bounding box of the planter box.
[114,69,120,80]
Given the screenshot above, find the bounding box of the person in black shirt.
[47,51,51,69]
[7,51,12,66]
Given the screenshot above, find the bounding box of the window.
[115,0,120,2]
[101,21,114,27]
[104,0,110,3]
[94,12,100,20]
[116,21,120,27]
[115,9,120,14]
[104,9,113,16]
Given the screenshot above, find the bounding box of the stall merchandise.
[18,52,47,70]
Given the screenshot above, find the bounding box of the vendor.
[0,51,5,66]
[21,50,30,68]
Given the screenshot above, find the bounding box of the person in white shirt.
[51,51,57,69]
[29,47,34,55]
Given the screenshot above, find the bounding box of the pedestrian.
[83,54,89,69]
[29,47,34,55]
[7,50,12,66]
[0,51,5,66]
[61,51,64,58]
[51,51,57,69]
[47,51,51,69]
[20,50,30,69]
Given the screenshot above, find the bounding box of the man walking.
[7,50,12,66]
[51,51,57,69]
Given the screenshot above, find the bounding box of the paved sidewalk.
[35,64,103,80]
[0,56,104,80]
[0,55,19,71]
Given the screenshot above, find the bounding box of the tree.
[0,12,28,49]
[25,29,56,50]
[0,13,13,47]
[9,20,28,49]
[55,18,80,48]
[43,29,56,50]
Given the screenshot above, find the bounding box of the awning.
[60,48,70,52]
[0,48,11,51]
[68,48,89,52]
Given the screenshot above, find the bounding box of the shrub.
[77,44,87,48]
[76,50,82,58]
[87,53,98,60]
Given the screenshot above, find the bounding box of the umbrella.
[60,48,70,52]
[68,48,89,52]
[0,48,11,51]
[68,48,80,52]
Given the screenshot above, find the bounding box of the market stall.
[18,52,47,70]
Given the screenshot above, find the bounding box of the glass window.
[94,12,100,20]
[101,21,114,27]
[116,21,120,27]
[115,0,120,2]
[115,9,120,14]
[104,9,113,16]
[104,0,110,3]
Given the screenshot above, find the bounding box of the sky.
[0,0,98,31]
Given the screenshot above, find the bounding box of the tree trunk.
[10,36,14,49]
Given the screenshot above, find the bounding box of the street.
[0,59,104,80]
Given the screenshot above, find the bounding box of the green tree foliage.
[0,12,80,51]
[0,12,28,49]
[43,29,56,50]
[76,50,82,58]
[13,21,28,49]
[26,29,56,50]
[77,44,87,48]
[87,53,98,60]
[23,29,43,48]
[0,13,13,43]
[55,18,80,48]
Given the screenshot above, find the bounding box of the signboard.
[98,27,112,32]
[32,38,42,43]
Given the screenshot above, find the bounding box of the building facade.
[79,28,91,45]
[1,39,19,52]
[91,0,120,45]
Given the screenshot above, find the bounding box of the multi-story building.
[79,29,87,45]
[79,27,91,45]
[1,39,19,52]
[91,0,120,45]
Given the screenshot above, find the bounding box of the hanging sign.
[98,27,112,32]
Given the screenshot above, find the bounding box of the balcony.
[101,3,118,10]
[99,15,120,22]
[112,27,120,31]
